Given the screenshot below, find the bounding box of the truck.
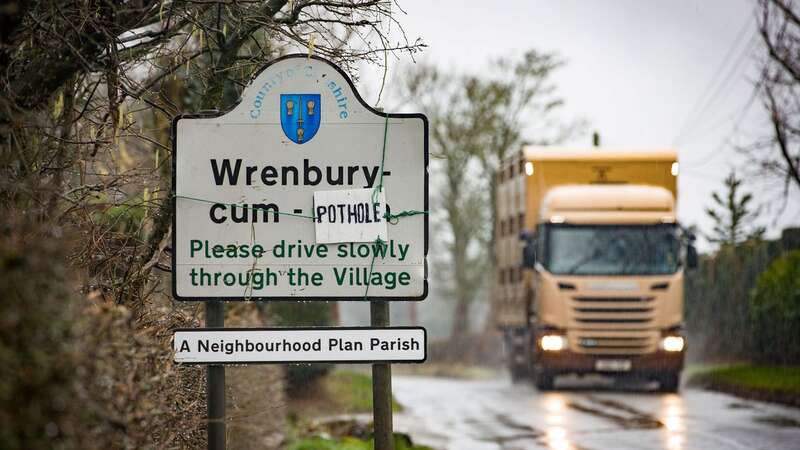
[492,146,696,392]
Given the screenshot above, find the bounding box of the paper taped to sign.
[173,327,426,364]
[314,188,387,244]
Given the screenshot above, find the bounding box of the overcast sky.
[357,0,799,249]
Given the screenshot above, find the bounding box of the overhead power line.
[681,83,760,169]
[674,34,758,145]
[671,15,755,146]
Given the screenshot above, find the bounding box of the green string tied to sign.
[363,235,389,299]
[362,115,430,299]
[371,114,390,206]
[364,114,391,300]
[384,209,427,225]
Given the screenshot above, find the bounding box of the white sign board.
[173,327,426,364]
[172,55,428,300]
[313,188,387,244]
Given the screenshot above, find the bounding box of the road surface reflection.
[661,394,685,450]
[541,394,572,450]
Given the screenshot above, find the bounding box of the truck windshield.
[544,224,680,276]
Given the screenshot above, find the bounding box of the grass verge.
[689,364,800,407]
[288,370,402,419]
[287,370,416,449]
[322,370,402,413]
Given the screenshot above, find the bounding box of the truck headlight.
[540,334,566,352]
[660,336,685,352]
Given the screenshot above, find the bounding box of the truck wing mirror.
[520,231,537,268]
[686,243,698,269]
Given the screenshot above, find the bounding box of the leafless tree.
[399,65,489,338]
[461,50,584,266]
[751,0,800,192]
[398,52,578,339]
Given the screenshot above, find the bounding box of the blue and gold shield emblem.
[280,94,321,144]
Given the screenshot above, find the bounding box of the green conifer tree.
[705,171,765,246]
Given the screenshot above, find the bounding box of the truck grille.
[569,296,657,354]
[569,331,657,354]
[573,296,654,303]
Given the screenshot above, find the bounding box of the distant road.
[392,375,800,450]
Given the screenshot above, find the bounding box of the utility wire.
[675,34,758,145]
[672,15,755,146]
[682,82,760,169]
[674,35,758,145]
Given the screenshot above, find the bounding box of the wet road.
[392,375,800,450]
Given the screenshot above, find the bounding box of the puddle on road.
[480,413,597,450]
[587,396,659,418]
[567,396,664,430]
[479,433,541,446]
[727,402,754,409]
[494,413,541,434]
[753,415,800,428]
[470,411,598,450]
[470,413,542,447]
[726,400,800,429]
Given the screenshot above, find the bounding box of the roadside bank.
[688,364,800,408]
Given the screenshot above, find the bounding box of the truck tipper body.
[493,147,695,391]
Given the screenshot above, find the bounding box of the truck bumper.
[537,350,684,376]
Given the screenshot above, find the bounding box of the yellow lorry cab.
[493,146,696,392]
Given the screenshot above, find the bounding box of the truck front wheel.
[508,351,532,383]
[533,368,555,391]
[657,371,681,393]
[505,330,532,384]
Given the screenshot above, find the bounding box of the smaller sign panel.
[173,327,426,364]
[314,188,388,244]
